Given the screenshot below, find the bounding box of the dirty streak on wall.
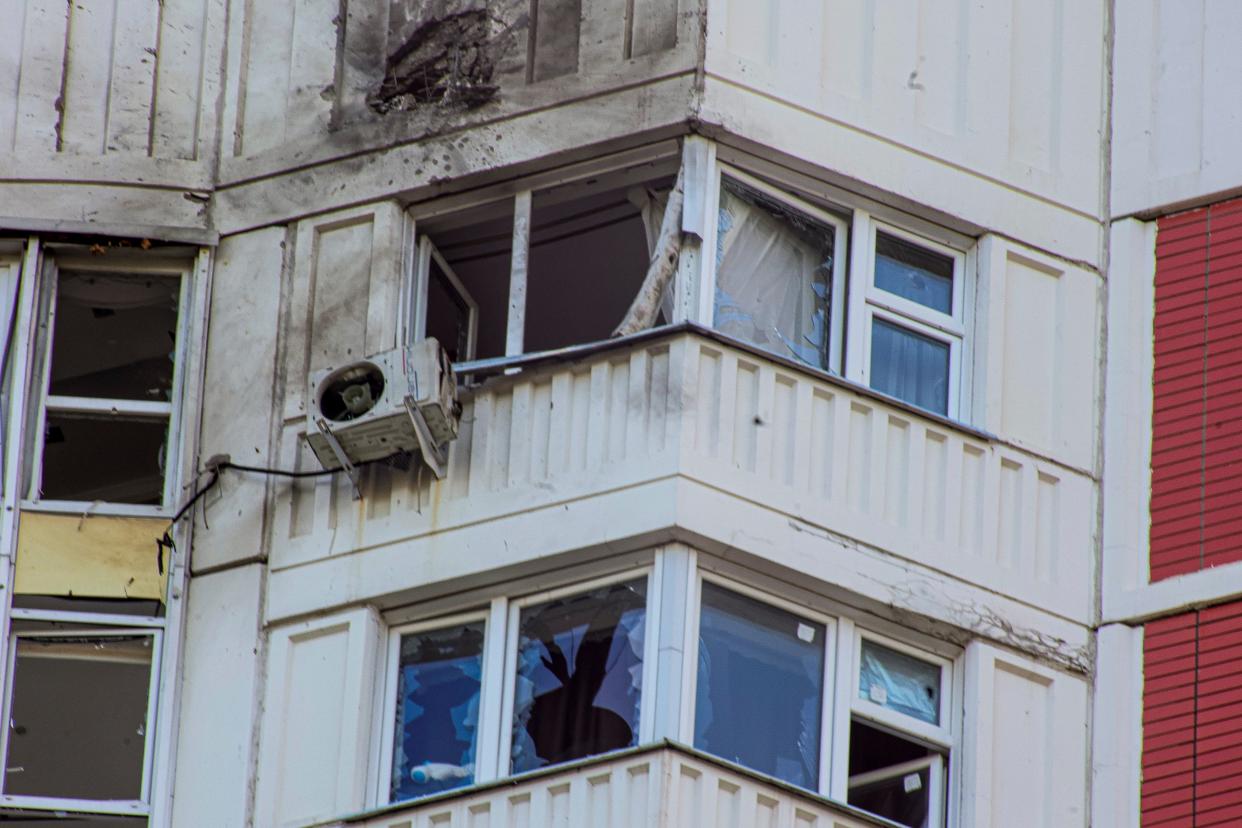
[226,0,688,157]
[1149,198,1242,581]
[0,0,221,159]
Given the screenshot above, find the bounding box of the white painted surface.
[335,745,888,828]
[193,227,287,571]
[1101,220,1157,603]
[1113,0,1242,215]
[253,607,383,828]
[960,641,1089,828]
[976,237,1102,472]
[169,565,264,828]
[1091,624,1143,828]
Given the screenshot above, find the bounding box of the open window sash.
[413,237,479,364]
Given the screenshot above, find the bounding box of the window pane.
[511,580,646,773]
[40,413,168,504]
[849,721,941,828]
[714,179,836,371]
[425,256,472,363]
[5,634,153,800]
[849,768,931,828]
[874,233,953,314]
[869,319,950,416]
[391,622,485,802]
[694,583,824,789]
[49,271,180,401]
[858,640,942,725]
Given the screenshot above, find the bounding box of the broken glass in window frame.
[711,166,848,375]
[506,575,649,775]
[851,631,953,749]
[386,616,488,804]
[692,577,832,793]
[0,624,162,813]
[28,258,191,512]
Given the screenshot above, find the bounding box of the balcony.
[261,326,1094,641]
[327,743,897,828]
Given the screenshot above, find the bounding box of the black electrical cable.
[155,454,404,574]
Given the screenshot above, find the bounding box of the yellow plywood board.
[14,511,170,601]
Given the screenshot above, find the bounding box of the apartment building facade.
[0,1,1231,826]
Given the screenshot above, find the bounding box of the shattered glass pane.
[511,580,646,773]
[391,622,485,802]
[694,583,824,789]
[713,179,836,371]
[49,271,180,401]
[858,640,942,725]
[5,634,153,800]
[874,233,953,315]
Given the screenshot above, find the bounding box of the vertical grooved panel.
[772,375,797,485]
[730,360,758,471]
[529,379,552,480]
[106,0,161,153]
[508,383,533,487]
[546,783,571,825]
[507,792,531,828]
[151,0,211,158]
[714,779,741,828]
[923,431,948,542]
[568,368,592,471]
[695,348,723,456]
[624,763,650,825]
[648,346,670,453]
[883,417,911,525]
[998,459,1024,568]
[960,444,985,554]
[367,464,392,520]
[608,357,630,461]
[1007,0,1062,172]
[530,0,581,82]
[490,390,513,490]
[1035,472,1059,582]
[60,0,119,154]
[629,0,678,57]
[808,390,835,499]
[1152,0,1205,179]
[847,404,873,513]
[988,664,1054,827]
[755,794,780,828]
[466,803,490,828]
[587,772,611,827]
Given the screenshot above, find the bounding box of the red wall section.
[1151,199,1242,581]
[1142,603,1242,827]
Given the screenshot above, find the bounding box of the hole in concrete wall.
[4,632,154,802]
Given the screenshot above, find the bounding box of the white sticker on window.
[869,683,888,705]
[797,623,816,643]
[903,773,922,793]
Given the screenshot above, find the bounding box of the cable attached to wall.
[155,452,411,575]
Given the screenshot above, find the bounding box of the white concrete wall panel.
[264,334,1094,624]
[170,565,264,828]
[1091,624,1144,828]
[703,0,1106,219]
[1113,0,1242,215]
[193,227,287,572]
[961,642,1089,828]
[254,607,382,827]
[976,237,1101,471]
[336,747,884,828]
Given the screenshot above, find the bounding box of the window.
[380,572,651,806]
[690,576,955,828]
[1,619,161,819]
[846,634,952,828]
[710,165,971,419]
[693,581,828,790]
[28,258,189,510]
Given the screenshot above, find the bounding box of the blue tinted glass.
[874,233,953,314]
[694,583,824,789]
[869,319,950,416]
[511,580,646,773]
[391,623,485,802]
[858,640,942,725]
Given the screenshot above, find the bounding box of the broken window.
[862,226,965,418]
[510,579,646,773]
[693,582,825,790]
[2,625,158,811]
[849,635,950,827]
[390,621,485,802]
[411,162,678,366]
[713,173,845,373]
[32,266,184,506]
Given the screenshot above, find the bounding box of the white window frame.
[497,567,657,777]
[23,254,193,517]
[0,619,163,817]
[409,236,479,361]
[708,164,850,375]
[849,218,969,420]
[377,609,492,806]
[686,572,839,795]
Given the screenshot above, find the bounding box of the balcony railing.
[269,326,1094,624]
[326,743,895,828]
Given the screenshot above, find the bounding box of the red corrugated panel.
[1143,612,1198,827]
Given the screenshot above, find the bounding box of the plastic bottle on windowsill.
[411,762,473,784]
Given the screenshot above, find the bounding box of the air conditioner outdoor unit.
[305,339,459,491]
